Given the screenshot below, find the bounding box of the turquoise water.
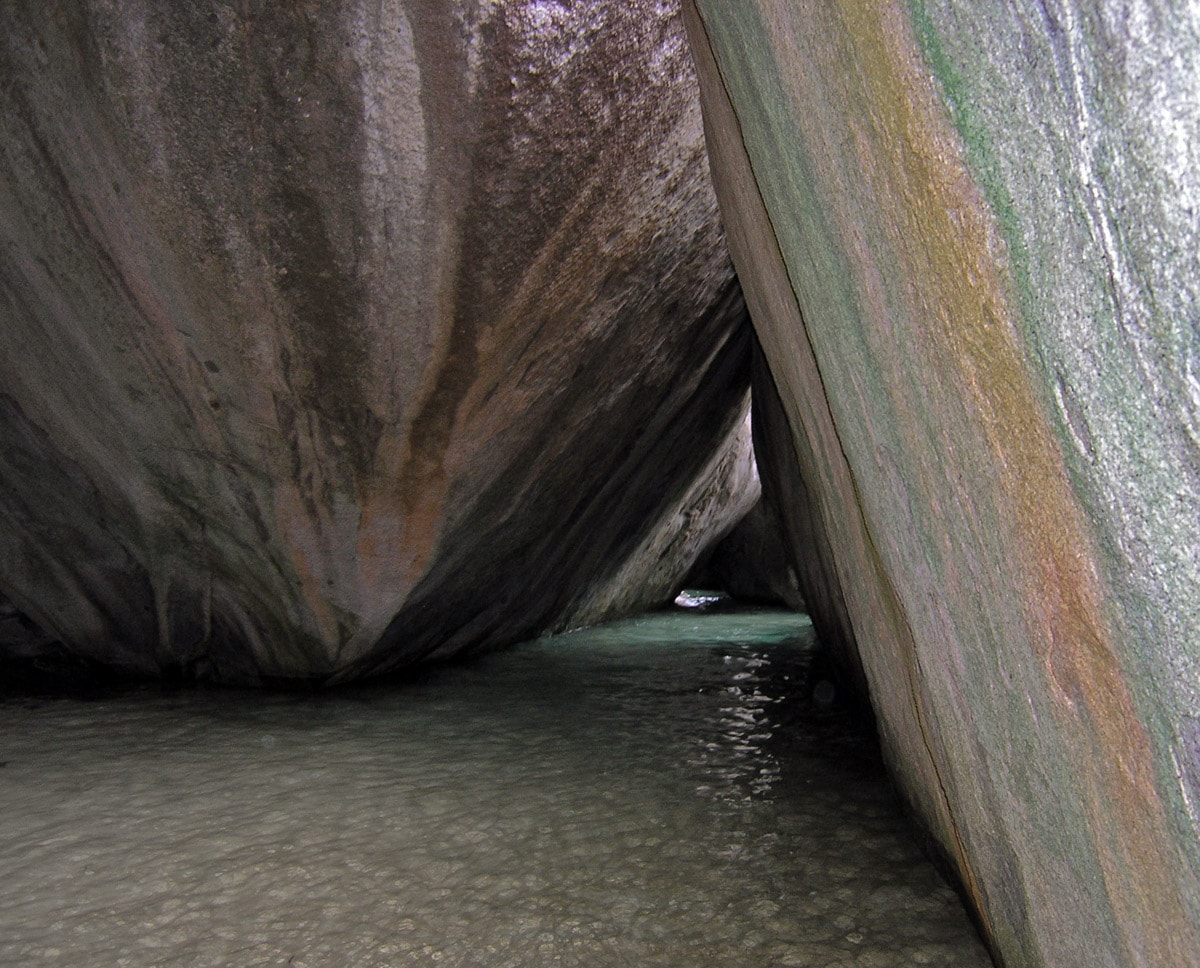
[0,610,990,966]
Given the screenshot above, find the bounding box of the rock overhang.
[0,0,758,685]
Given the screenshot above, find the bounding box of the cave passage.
[0,609,989,966]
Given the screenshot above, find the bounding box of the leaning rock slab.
[0,1,750,683]
[685,1,1200,964]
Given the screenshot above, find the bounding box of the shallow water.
[0,611,991,967]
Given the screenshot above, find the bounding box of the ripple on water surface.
[0,610,992,967]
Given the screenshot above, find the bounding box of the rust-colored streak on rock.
[687,0,1199,960]
[0,0,752,683]
[389,0,474,585]
[683,4,990,937]
[822,7,1193,957]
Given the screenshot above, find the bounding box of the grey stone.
[684,0,1200,963]
[0,0,751,683]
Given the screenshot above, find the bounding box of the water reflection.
[0,610,991,967]
[689,650,778,807]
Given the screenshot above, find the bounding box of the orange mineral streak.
[685,0,988,932]
[272,488,340,667]
[794,0,1193,957]
[352,499,416,626]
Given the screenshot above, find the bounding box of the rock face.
[684,492,804,611]
[684,2,1200,965]
[565,398,760,628]
[0,1,752,684]
[683,386,805,612]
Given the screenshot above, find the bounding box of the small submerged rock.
[673,588,733,610]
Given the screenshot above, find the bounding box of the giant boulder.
[0,1,752,684]
[685,1,1200,965]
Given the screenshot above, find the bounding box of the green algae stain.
[691,2,879,404]
[898,0,1125,542]
[694,3,1199,959]
[901,0,1034,323]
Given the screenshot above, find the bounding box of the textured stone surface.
[564,396,760,629]
[684,392,805,612]
[0,1,751,684]
[684,1,1200,965]
[684,491,804,611]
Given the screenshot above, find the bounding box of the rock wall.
[684,1,1200,965]
[564,395,760,629]
[0,1,752,684]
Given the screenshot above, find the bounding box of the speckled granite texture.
[0,1,752,683]
[684,1,1200,964]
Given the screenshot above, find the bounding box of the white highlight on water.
[0,611,990,967]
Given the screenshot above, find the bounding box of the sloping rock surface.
[0,1,751,684]
[684,1,1200,965]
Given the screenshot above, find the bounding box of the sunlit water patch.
[0,611,990,967]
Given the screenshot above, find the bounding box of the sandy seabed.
[0,610,991,967]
